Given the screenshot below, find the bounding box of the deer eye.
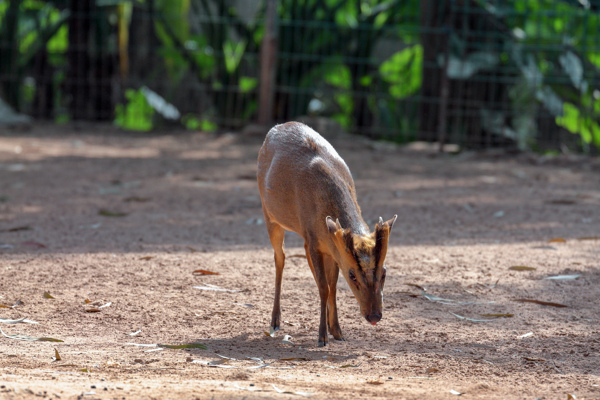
[349,270,358,283]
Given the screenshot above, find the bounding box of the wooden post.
[258,0,278,126]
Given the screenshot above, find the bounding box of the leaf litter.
[159,343,207,350]
[98,209,128,217]
[0,317,38,324]
[544,274,580,280]
[233,302,254,308]
[422,292,494,306]
[287,254,307,259]
[193,283,242,292]
[449,312,494,322]
[508,266,536,271]
[524,357,545,362]
[126,342,207,350]
[513,299,568,307]
[192,269,220,275]
[43,291,55,299]
[518,332,534,339]
[0,300,22,309]
[480,313,513,318]
[281,335,294,345]
[0,327,63,342]
[272,384,312,397]
[21,241,47,248]
[232,384,311,397]
[406,283,427,291]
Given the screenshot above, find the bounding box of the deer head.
[326,215,397,325]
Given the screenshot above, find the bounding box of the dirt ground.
[1,123,599,400]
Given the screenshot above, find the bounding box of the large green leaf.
[556,102,600,146]
[379,44,422,99]
[114,89,154,131]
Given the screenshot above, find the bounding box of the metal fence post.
[258,0,278,126]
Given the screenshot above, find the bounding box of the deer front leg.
[324,256,344,341]
[265,216,286,333]
[305,243,329,347]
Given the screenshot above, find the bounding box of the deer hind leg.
[265,216,286,333]
[324,256,345,341]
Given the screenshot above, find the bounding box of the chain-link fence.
[1,0,599,154]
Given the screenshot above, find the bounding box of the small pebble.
[316,375,320,377]
[91,386,96,389]
[104,388,108,391]
[249,384,254,387]
[388,377,393,380]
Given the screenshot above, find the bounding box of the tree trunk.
[0,0,21,110]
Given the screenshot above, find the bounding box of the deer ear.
[326,216,339,235]
[386,215,397,231]
[376,215,397,232]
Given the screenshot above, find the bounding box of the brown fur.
[257,122,397,347]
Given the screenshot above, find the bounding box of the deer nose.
[366,312,382,324]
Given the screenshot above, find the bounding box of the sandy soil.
[0,123,599,400]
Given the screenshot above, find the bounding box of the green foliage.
[0,0,598,153]
[182,113,217,132]
[239,76,258,93]
[114,89,154,131]
[379,45,423,99]
[223,39,247,74]
[470,0,600,151]
[556,102,600,147]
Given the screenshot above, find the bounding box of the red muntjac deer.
[257,122,396,347]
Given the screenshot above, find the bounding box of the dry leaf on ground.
[272,384,312,397]
[287,254,307,259]
[508,266,536,271]
[0,327,63,342]
[21,241,47,248]
[192,269,220,275]
[0,317,38,324]
[513,299,568,307]
[449,312,494,322]
[544,275,580,280]
[193,284,241,292]
[98,209,128,217]
[518,332,534,339]
[480,313,513,318]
